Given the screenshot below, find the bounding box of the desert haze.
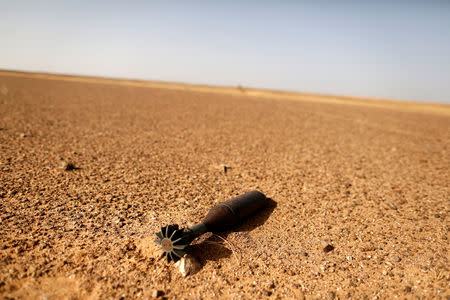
[0,71,448,299]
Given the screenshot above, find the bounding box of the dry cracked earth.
[0,71,449,299]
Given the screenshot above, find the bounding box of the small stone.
[298,251,309,257]
[404,286,412,293]
[388,202,397,210]
[219,164,232,173]
[114,217,125,227]
[174,254,200,277]
[58,161,75,171]
[267,280,275,289]
[262,290,272,296]
[323,244,335,253]
[19,133,26,138]
[151,289,164,298]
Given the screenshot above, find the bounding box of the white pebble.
[174,254,200,277]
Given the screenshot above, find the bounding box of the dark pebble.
[323,244,335,253]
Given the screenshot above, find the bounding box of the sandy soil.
[0,71,448,299]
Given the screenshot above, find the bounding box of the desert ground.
[0,70,448,299]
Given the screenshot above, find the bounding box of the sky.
[1,1,450,103]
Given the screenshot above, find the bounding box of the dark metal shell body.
[202,190,267,232]
[155,190,268,262]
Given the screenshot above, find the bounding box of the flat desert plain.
[0,71,448,299]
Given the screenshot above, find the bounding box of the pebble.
[323,244,335,253]
[388,202,398,210]
[114,217,124,227]
[267,280,275,289]
[58,161,75,171]
[174,254,200,277]
[298,251,309,257]
[151,289,164,298]
[219,164,232,173]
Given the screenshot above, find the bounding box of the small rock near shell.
[174,254,200,277]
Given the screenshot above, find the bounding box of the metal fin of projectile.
[154,224,189,262]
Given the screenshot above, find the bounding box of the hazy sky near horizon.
[1,1,450,103]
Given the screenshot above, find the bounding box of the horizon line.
[1,68,449,116]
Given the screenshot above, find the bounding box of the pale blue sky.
[1,1,449,103]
